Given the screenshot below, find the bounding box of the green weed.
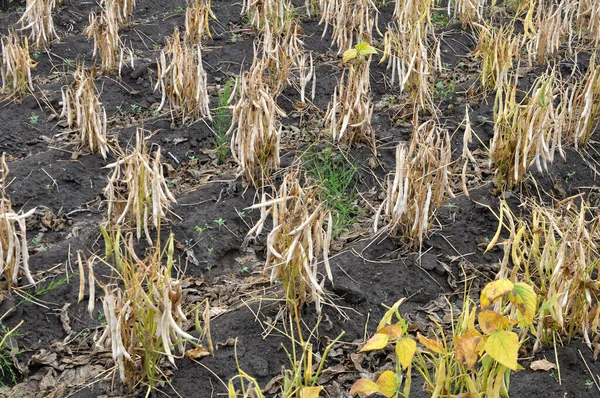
[212,78,234,163]
[304,146,360,237]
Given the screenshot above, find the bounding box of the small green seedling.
[29,112,39,124]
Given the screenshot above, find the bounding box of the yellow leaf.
[350,379,379,396]
[480,279,514,308]
[375,371,398,397]
[455,329,483,369]
[478,310,503,334]
[378,324,403,339]
[300,386,323,398]
[343,49,358,63]
[395,337,416,369]
[485,330,519,370]
[508,282,537,325]
[360,333,389,351]
[417,333,446,354]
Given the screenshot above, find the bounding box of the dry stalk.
[575,0,600,47]
[104,129,176,243]
[260,20,311,95]
[184,0,214,45]
[18,0,58,49]
[374,119,454,248]
[84,6,123,74]
[104,0,136,26]
[563,57,600,149]
[525,0,575,64]
[60,64,108,158]
[325,47,374,148]
[449,0,484,27]
[242,0,295,34]
[381,21,435,112]
[473,23,523,94]
[0,154,36,288]
[155,28,211,124]
[247,171,333,313]
[228,55,286,186]
[0,30,35,101]
[96,232,196,388]
[319,0,377,54]
[491,69,563,188]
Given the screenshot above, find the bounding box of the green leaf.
[485,330,519,370]
[355,42,377,56]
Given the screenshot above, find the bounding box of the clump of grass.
[375,119,454,248]
[155,28,211,124]
[18,0,58,49]
[228,55,286,186]
[0,154,36,288]
[0,30,35,101]
[0,320,23,386]
[60,63,109,158]
[95,230,198,393]
[185,0,214,45]
[325,42,375,149]
[491,68,563,188]
[211,78,234,163]
[247,170,333,314]
[103,129,176,244]
[303,146,359,237]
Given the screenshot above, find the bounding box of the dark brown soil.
[0,0,599,397]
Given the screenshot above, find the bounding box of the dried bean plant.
[85,5,123,74]
[381,0,437,111]
[96,231,197,392]
[491,69,564,188]
[60,64,108,158]
[228,55,286,186]
[18,0,58,49]
[104,0,136,26]
[0,154,35,288]
[247,171,333,315]
[104,130,176,243]
[525,0,574,64]
[241,0,294,33]
[563,57,600,149]
[184,0,214,45]
[486,198,600,351]
[0,30,35,101]
[374,120,454,248]
[325,42,375,149]
[155,28,211,124]
[319,0,377,54]
[473,23,523,95]
[449,0,484,27]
